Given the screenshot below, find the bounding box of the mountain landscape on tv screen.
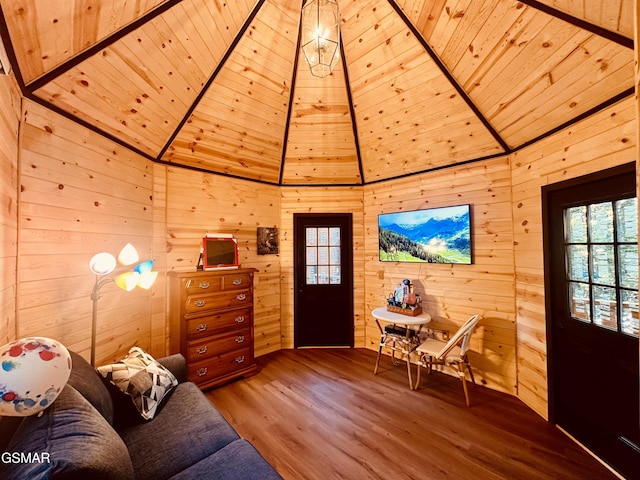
[379,210,471,264]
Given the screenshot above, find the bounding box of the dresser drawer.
[187,347,252,384]
[184,289,252,314]
[185,308,251,340]
[221,272,253,291]
[186,328,251,362]
[185,272,253,295]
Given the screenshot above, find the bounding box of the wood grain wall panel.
[164,166,282,356]
[17,99,156,365]
[0,75,20,345]
[511,95,636,419]
[152,163,168,356]
[280,187,365,348]
[363,157,517,394]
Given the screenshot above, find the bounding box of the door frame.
[293,213,354,348]
[542,161,637,424]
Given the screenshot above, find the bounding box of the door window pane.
[616,198,638,242]
[566,206,588,243]
[618,245,638,289]
[593,286,617,331]
[563,198,638,338]
[567,245,589,282]
[305,226,341,285]
[621,289,639,336]
[569,282,590,322]
[590,245,615,286]
[589,202,613,243]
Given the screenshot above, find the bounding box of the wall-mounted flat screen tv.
[378,204,472,264]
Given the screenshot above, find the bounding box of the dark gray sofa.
[0,351,282,480]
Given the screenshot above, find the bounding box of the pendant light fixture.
[301,0,340,78]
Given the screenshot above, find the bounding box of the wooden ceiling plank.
[487,36,633,130]
[425,0,473,55]
[441,0,530,91]
[181,116,284,155]
[470,22,593,115]
[34,77,167,155]
[458,7,553,100]
[0,0,43,83]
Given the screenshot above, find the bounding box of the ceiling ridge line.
[385,0,510,154]
[518,0,633,49]
[25,0,185,92]
[339,38,365,186]
[153,158,280,186]
[155,0,267,163]
[278,0,307,186]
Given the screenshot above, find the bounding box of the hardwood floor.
[206,348,618,480]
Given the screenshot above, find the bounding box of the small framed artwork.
[257,227,279,255]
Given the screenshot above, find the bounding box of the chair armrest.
[158,353,188,383]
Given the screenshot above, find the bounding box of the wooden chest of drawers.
[169,268,258,390]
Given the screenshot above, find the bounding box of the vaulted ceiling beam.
[340,39,365,185]
[157,0,267,163]
[519,0,633,49]
[386,0,510,154]
[24,0,185,93]
[278,0,306,185]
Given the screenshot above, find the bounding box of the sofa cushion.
[96,347,177,421]
[66,351,114,425]
[119,382,240,480]
[170,439,283,480]
[0,385,134,480]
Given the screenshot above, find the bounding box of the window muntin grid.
[565,198,638,337]
[305,227,341,285]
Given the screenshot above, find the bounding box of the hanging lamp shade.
[301,0,340,78]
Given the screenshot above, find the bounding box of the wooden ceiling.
[0,0,634,185]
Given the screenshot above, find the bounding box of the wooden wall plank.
[165,166,283,357]
[17,99,156,365]
[0,75,21,345]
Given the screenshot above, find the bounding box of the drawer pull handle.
[235,315,246,323]
[196,323,208,332]
[235,335,245,343]
[232,278,243,286]
[196,346,208,354]
[235,355,245,364]
[198,282,210,289]
[194,299,206,307]
[196,367,208,377]
[236,293,247,301]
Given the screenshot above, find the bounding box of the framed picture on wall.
[257,227,279,255]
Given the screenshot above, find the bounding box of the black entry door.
[543,162,640,479]
[294,213,353,347]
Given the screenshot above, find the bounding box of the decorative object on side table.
[387,279,422,316]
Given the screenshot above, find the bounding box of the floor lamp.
[89,244,158,366]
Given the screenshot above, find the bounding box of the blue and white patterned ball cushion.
[97,347,177,420]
